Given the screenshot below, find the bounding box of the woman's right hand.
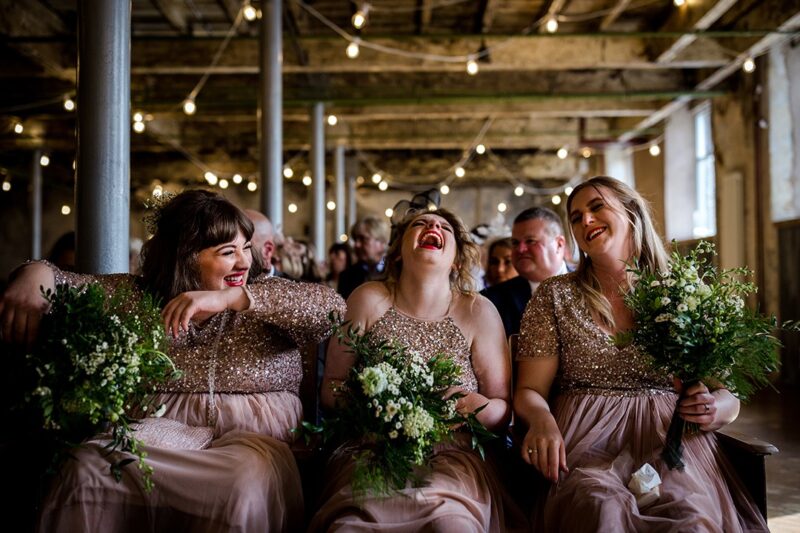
[0,263,55,346]
[520,411,568,483]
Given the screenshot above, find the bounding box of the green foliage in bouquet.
[616,241,794,469]
[297,317,496,497]
[22,283,181,491]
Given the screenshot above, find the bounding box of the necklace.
[393,286,454,321]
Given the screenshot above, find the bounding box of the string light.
[204,171,218,185]
[545,15,559,33]
[302,175,312,186]
[61,204,71,215]
[63,96,75,111]
[557,147,569,159]
[13,122,23,134]
[247,181,257,192]
[182,98,196,115]
[742,57,756,73]
[152,184,163,197]
[378,181,389,191]
[327,200,336,211]
[133,121,145,133]
[283,167,294,178]
[371,173,382,184]
[288,203,298,213]
[649,143,661,157]
[475,144,486,155]
[384,208,393,217]
[352,4,370,29]
[454,166,465,178]
[466,58,479,75]
[340,234,348,242]
[346,40,360,59]
[514,186,524,197]
[581,147,593,158]
[232,173,243,184]
[440,184,450,195]
[133,111,144,123]
[39,154,50,167]
[2,180,10,192]
[219,178,229,189]
[497,202,507,213]
[552,195,562,205]
[673,0,686,6]
[243,1,257,21]
[327,114,338,126]
[356,176,365,185]
[565,186,574,196]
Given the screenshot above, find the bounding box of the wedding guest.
[311,208,522,532]
[336,215,389,299]
[325,242,353,291]
[514,176,767,531]
[482,207,569,337]
[484,237,518,287]
[244,208,282,278]
[46,231,76,272]
[0,189,345,532]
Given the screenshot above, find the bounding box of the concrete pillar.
[346,157,359,231]
[76,0,130,274]
[259,0,283,232]
[311,102,325,261]
[31,148,42,259]
[334,144,345,242]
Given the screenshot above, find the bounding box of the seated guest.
[325,242,353,291]
[311,208,519,532]
[46,231,76,272]
[336,215,389,299]
[514,176,766,531]
[481,207,569,337]
[244,208,282,278]
[1,189,345,532]
[484,237,518,287]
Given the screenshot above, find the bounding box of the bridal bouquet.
[20,283,180,491]
[298,319,495,496]
[617,241,792,469]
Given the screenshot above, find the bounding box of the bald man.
[244,209,279,277]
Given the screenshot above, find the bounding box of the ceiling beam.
[151,0,190,34]
[600,0,634,31]
[657,0,739,64]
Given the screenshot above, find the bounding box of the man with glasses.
[337,215,390,299]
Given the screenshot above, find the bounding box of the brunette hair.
[383,208,480,294]
[140,189,255,302]
[566,176,668,330]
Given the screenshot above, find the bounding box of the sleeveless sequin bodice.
[368,306,478,393]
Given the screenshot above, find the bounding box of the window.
[693,103,716,238]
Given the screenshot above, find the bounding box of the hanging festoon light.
[61,204,71,215]
[742,57,756,73]
[514,186,524,197]
[182,97,197,115]
[440,184,450,195]
[327,201,336,211]
[133,111,144,123]
[327,114,338,126]
[13,122,23,134]
[352,3,370,29]
[283,166,294,178]
[564,186,574,196]
[649,143,661,157]
[219,179,229,189]
[346,39,360,59]
[545,15,559,33]
[552,195,562,205]
[152,183,163,197]
[288,203,298,213]
[133,121,146,133]
[581,147,593,159]
[454,166,465,178]
[247,181,258,192]
[557,146,569,159]
[232,173,243,184]
[371,172,382,184]
[302,175,313,186]
[497,202,507,213]
[673,0,686,6]
[40,154,50,167]
[243,0,257,21]
[466,56,479,76]
[384,208,393,218]
[378,180,389,191]
[2,179,11,192]
[475,143,486,155]
[204,171,218,186]
[63,96,75,111]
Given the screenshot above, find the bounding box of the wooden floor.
[727,383,800,532]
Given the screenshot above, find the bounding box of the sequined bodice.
[519,273,671,396]
[368,306,478,393]
[53,267,345,395]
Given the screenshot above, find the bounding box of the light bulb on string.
[13,122,23,134]
[302,175,312,186]
[371,173,382,184]
[133,121,145,133]
[61,205,71,215]
[346,40,360,59]
[557,146,569,159]
[63,96,75,111]
[327,201,336,211]
[352,4,370,29]
[133,111,144,123]
[581,147,593,158]
[288,203,298,213]
[283,167,294,178]
[440,184,450,195]
[673,0,686,6]
[40,154,50,167]
[545,15,559,33]
[219,179,229,189]
[232,173,243,184]
[552,195,562,205]
[742,57,756,73]
[2,180,10,192]
[475,144,486,155]
[466,58,479,76]
[152,184,163,197]
[204,171,218,185]
[565,186,574,196]
[649,143,661,157]
[327,114,338,126]
[243,2,257,21]
[384,208,393,218]
[497,202,507,213]
[514,186,524,197]
[454,166,465,178]
[247,181,257,192]
[378,181,389,191]
[182,98,196,115]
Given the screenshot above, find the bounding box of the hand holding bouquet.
[18,283,180,491]
[299,319,495,497]
[617,241,795,470]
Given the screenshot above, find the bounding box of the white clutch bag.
[131,417,214,450]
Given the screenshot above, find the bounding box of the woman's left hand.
[444,386,489,416]
[675,379,720,430]
[161,288,245,337]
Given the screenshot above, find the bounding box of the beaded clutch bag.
[131,417,213,450]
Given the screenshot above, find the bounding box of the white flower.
[655,313,672,323]
[683,284,696,294]
[402,406,435,439]
[664,279,676,287]
[697,283,711,297]
[685,296,699,311]
[661,297,671,306]
[359,366,388,397]
[650,280,661,287]
[389,430,398,439]
[676,303,688,313]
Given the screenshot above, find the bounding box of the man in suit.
[481,206,569,337]
[337,215,390,299]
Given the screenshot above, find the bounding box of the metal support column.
[311,102,325,261]
[76,0,130,273]
[334,144,345,242]
[31,148,42,259]
[346,157,359,231]
[259,0,283,232]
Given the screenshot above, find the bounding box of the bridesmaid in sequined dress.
[514,176,767,532]
[310,208,522,532]
[0,190,345,532]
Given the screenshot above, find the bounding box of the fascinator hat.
[388,188,442,245]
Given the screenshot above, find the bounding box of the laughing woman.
[0,190,345,532]
[310,208,521,532]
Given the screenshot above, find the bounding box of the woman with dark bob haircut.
[1,189,345,532]
[313,207,523,531]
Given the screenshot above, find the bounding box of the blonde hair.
[566,176,669,330]
[384,208,480,294]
